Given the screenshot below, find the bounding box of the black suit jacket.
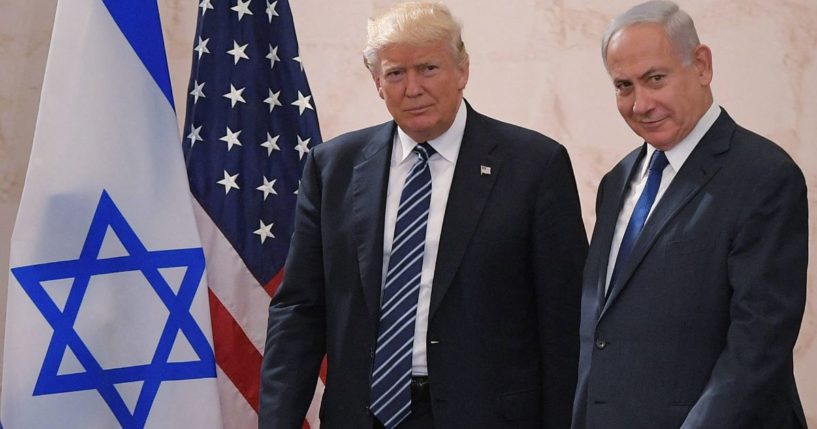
[260,103,588,428]
[572,109,808,429]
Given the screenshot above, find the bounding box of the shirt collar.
[395,100,467,164]
[641,102,721,177]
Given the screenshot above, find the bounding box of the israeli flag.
[1,0,223,428]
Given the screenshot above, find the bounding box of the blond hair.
[363,2,468,73]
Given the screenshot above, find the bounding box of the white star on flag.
[217,170,240,195]
[227,41,250,65]
[291,91,313,115]
[295,135,311,160]
[266,44,280,69]
[266,0,279,22]
[253,220,275,243]
[260,133,280,156]
[187,124,203,147]
[194,37,210,59]
[293,55,304,71]
[223,84,246,108]
[264,89,282,112]
[231,0,253,21]
[256,177,278,200]
[189,81,206,104]
[219,127,243,151]
[199,0,214,16]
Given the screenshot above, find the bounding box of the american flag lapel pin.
[480,165,491,176]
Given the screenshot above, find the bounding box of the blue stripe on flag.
[101,0,175,108]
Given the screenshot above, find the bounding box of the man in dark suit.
[573,1,809,428]
[260,2,587,428]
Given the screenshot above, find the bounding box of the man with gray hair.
[573,1,808,428]
[260,2,588,428]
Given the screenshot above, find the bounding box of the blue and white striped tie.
[370,142,436,428]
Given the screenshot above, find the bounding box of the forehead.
[606,23,680,76]
[378,40,454,66]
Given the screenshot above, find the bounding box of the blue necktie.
[370,142,436,428]
[609,150,669,290]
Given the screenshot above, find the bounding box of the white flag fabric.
[1,0,222,428]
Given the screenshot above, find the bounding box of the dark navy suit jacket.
[572,109,808,429]
[260,103,588,428]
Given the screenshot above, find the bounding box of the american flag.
[182,0,322,426]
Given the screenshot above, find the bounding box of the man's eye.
[422,65,439,74]
[650,74,665,82]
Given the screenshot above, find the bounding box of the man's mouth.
[406,105,432,113]
[639,117,666,129]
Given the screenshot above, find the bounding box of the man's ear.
[693,44,713,86]
[458,61,470,91]
[372,73,385,100]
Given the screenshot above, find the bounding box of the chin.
[406,122,438,137]
[635,130,669,148]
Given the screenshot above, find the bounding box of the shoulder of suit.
[468,109,563,154]
[311,120,393,156]
[727,122,802,174]
[603,145,642,180]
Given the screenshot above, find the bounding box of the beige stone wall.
[1,0,815,424]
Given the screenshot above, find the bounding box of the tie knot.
[648,150,669,173]
[414,142,436,162]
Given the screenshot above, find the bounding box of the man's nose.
[632,87,654,116]
[405,72,423,97]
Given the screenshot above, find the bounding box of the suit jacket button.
[595,339,607,350]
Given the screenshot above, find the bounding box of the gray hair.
[602,0,700,69]
[363,2,469,73]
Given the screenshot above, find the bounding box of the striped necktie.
[609,150,669,291]
[370,142,436,428]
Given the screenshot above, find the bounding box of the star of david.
[10,191,216,428]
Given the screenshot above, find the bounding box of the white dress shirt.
[381,101,466,376]
[605,102,721,293]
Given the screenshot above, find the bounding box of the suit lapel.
[590,147,644,315]
[600,111,734,318]
[352,122,396,322]
[429,107,501,319]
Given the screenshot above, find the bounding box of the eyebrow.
[380,63,403,73]
[612,67,668,85]
[639,67,667,80]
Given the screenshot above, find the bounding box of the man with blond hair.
[573,1,808,428]
[260,2,587,428]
